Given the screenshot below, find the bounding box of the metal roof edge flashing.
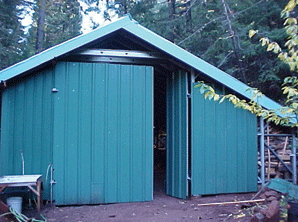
[122,21,287,116]
[121,14,139,25]
[0,16,132,81]
[0,15,286,118]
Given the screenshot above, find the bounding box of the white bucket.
[7,197,22,214]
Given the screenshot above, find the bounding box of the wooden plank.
[197,199,265,207]
[266,168,276,174]
[0,175,42,185]
[28,185,39,196]
[0,201,9,213]
[36,180,43,213]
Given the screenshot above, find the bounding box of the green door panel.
[191,83,257,195]
[53,62,153,205]
[166,70,188,199]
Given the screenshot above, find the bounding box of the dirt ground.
[0,169,259,222]
[16,191,256,222]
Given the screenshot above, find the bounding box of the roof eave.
[0,16,133,81]
[0,15,285,119]
[122,22,284,114]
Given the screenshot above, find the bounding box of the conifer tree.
[28,0,82,53]
[0,0,27,70]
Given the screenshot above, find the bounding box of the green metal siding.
[166,70,188,199]
[0,70,54,200]
[191,83,257,195]
[53,62,153,205]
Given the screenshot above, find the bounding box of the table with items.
[0,175,43,213]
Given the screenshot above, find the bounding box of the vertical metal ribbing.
[53,62,153,205]
[188,69,195,196]
[166,71,188,199]
[260,117,265,188]
[292,130,297,184]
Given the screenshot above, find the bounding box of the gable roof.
[0,15,283,114]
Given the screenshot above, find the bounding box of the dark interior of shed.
[153,69,167,194]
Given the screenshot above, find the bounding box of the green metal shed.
[0,15,283,205]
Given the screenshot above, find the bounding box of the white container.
[7,197,22,214]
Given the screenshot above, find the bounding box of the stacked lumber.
[258,125,294,181]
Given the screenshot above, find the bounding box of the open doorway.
[153,68,189,199]
[153,70,167,194]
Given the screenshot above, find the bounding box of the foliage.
[0,0,82,69]
[26,0,82,54]
[196,0,298,127]
[104,0,290,101]
[0,0,294,106]
[195,81,294,126]
[0,0,30,70]
[184,0,290,101]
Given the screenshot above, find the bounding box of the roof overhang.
[0,15,285,118]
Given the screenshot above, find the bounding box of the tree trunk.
[220,0,247,83]
[36,0,46,54]
[122,0,127,14]
[168,0,175,42]
[186,0,192,33]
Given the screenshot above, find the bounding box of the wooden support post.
[28,185,39,196]
[278,136,288,169]
[0,186,8,213]
[0,200,9,213]
[0,186,7,193]
[36,180,43,213]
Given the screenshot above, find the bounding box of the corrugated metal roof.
[0,15,283,113]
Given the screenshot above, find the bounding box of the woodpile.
[259,125,294,181]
